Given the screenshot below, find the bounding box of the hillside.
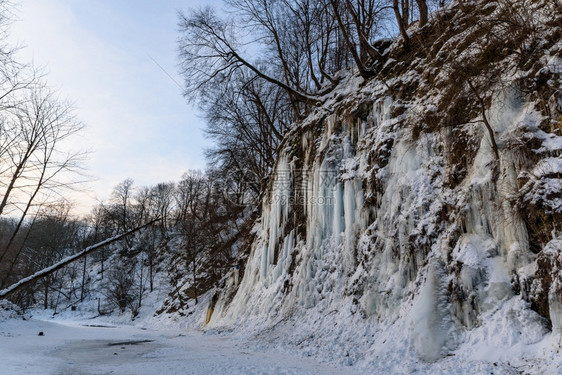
[189,0,562,372]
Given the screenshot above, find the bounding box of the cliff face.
[206,0,562,371]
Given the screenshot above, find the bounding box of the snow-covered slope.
[201,0,561,372]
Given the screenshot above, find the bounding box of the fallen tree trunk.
[0,219,160,300]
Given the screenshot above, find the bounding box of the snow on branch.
[0,218,161,299]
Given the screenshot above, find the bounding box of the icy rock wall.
[198,0,562,364]
[210,98,389,325]
[209,80,560,362]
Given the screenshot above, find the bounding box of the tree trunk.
[192,257,198,304]
[80,255,87,302]
[329,0,375,79]
[0,163,24,217]
[416,0,429,27]
[101,251,104,280]
[393,0,410,44]
[138,261,144,312]
[43,279,49,309]
[149,257,154,293]
[467,79,500,160]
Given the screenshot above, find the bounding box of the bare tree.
[178,7,321,109]
[110,178,136,233]
[150,182,175,231]
[0,88,84,276]
[19,202,77,309]
[392,0,410,44]
[202,71,287,195]
[328,0,391,78]
[175,170,205,224]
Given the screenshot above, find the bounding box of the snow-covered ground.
[0,316,360,375]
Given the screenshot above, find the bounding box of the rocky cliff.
[204,0,562,372]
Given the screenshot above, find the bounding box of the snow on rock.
[193,0,562,372]
[0,300,28,322]
[206,68,560,370]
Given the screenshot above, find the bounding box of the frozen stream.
[0,318,359,375]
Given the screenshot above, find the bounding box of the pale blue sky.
[10,0,217,214]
